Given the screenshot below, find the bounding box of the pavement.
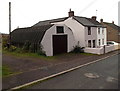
[2,50,119,90]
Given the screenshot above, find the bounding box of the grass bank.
[3,50,56,61]
[2,65,15,77]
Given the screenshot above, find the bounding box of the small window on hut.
[56,26,64,33]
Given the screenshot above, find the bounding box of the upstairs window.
[56,26,64,33]
[102,28,104,34]
[98,28,100,34]
[88,27,91,35]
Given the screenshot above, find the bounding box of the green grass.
[80,52,98,55]
[0,66,2,78]
[3,48,98,62]
[3,50,56,61]
[2,65,14,77]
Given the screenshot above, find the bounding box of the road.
[27,54,119,89]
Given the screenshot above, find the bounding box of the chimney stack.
[91,16,97,20]
[112,21,114,24]
[68,9,74,17]
[100,19,103,23]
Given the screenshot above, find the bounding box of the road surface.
[27,54,119,89]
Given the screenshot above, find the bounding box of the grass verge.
[80,52,98,55]
[2,65,15,77]
[3,50,56,61]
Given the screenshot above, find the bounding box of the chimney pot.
[100,19,103,23]
[112,21,114,24]
[68,9,74,17]
[91,16,97,20]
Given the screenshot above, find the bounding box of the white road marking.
[106,76,118,82]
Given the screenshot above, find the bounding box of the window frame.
[88,40,91,48]
[102,28,104,34]
[56,26,64,33]
[102,39,104,45]
[88,27,91,35]
[98,28,100,34]
[93,40,96,48]
[99,39,101,46]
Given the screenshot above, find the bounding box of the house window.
[102,28,104,34]
[93,40,96,48]
[88,40,91,47]
[56,26,64,33]
[99,39,101,46]
[98,28,100,34]
[102,39,104,45]
[88,27,91,35]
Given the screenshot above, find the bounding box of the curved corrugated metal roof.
[11,24,54,44]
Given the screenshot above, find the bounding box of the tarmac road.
[28,54,119,89]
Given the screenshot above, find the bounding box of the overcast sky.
[0,0,119,34]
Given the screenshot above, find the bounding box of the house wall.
[51,17,107,49]
[104,24,120,43]
[84,27,106,48]
[84,27,97,47]
[52,17,85,47]
[41,24,75,56]
[97,27,107,47]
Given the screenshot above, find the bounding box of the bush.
[71,45,84,53]
[37,44,46,56]
[2,36,9,48]
[9,45,17,52]
[15,48,23,53]
[29,43,34,52]
[22,41,31,52]
[3,47,8,51]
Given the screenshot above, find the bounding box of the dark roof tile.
[103,22,120,31]
[33,17,68,27]
[73,16,105,27]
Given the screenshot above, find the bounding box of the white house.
[11,9,107,56]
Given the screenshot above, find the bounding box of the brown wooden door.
[53,35,67,55]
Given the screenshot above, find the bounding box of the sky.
[0,0,119,34]
[118,1,120,26]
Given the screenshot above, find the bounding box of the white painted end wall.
[52,17,85,47]
[41,24,75,56]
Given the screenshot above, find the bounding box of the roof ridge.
[31,24,54,28]
[104,22,120,27]
[32,17,68,27]
[74,16,88,19]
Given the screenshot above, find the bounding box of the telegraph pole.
[9,2,11,46]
